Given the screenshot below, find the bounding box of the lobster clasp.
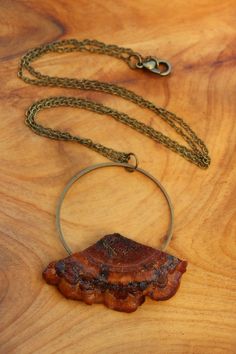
[141,56,171,76]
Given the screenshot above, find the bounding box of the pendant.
[43,233,187,313]
[43,159,187,312]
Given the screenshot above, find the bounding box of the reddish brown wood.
[1,0,236,352]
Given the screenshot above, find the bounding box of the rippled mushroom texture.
[43,233,187,312]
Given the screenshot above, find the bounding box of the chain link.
[18,38,210,168]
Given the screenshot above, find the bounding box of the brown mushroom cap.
[43,233,187,312]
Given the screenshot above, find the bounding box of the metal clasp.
[140,56,172,76]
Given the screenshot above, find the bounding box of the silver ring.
[56,162,174,255]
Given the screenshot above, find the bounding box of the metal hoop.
[56,162,174,255]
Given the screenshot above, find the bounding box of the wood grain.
[0,0,236,353]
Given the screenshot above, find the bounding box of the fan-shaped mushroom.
[43,233,187,312]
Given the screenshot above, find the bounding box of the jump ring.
[127,53,143,69]
[125,152,139,172]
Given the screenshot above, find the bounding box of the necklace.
[18,38,209,312]
[18,38,210,169]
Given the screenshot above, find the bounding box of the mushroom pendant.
[43,233,187,313]
[43,161,187,312]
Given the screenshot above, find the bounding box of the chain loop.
[18,39,211,169]
[127,53,144,69]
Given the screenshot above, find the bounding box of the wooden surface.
[0,0,236,353]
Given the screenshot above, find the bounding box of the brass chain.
[18,38,210,168]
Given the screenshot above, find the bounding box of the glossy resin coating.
[43,233,187,312]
